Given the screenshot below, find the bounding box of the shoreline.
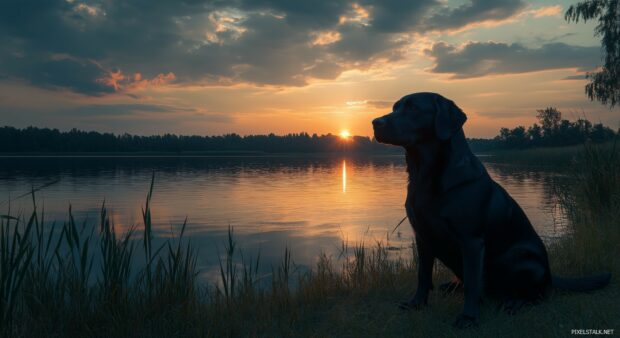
[0,151,404,158]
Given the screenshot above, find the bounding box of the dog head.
[372,92,467,147]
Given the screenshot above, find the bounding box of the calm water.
[0,155,567,283]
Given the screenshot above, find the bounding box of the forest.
[1,107,616,154]
[0,127,395,153]
[481,107,616,150]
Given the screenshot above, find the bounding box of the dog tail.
[552,273,611,292]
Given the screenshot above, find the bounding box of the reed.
[99,202,135,305]
[0,206,34,329]
[550,141,620,275]
[216,225,237,305]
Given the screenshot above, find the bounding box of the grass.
[1,143,619,337]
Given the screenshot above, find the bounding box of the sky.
[0,0,618,138]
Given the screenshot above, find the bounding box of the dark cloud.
[533,33,578,45]
[306,60,343,80]
[426,0,527,31]
[202,13,327,86]
[235,0,349,28]
[0,0,534,95]
[426,42,600,78]
[360,0,439,33]
[328,23,406,62]
[17,58,113,96]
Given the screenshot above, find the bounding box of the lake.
[0,155,568,283]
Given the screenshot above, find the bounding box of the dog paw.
[452,314,479,329]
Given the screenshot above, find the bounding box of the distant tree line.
[479,107,617,150]
[0,127,397,153]
[1,108,616,153]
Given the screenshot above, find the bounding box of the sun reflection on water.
[342,159,346,193]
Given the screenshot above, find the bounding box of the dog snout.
[372,117,387,128]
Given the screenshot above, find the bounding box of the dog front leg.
[454,237,484,328]
[400,234,434,310]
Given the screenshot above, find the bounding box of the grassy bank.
[1,144,619,337]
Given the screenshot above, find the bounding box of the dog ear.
[434,95,467,141]
[435,96,481,192]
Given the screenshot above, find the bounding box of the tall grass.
[0,176,199,337]
[551,141,620,275]
[99,202,135,305]
[559,141,619,214]
[1,143,618,337]
[0,206,34,328]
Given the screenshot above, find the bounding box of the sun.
[339,130,351,140]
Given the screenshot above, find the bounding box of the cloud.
[359,0,438,33]
[527,5,563,18]
[346,99,393,108]
[425,0,528,31]
[4,57,115,96]
[328,23,407,62]
[62,104,195,117]
[532,33,577,45]
[366,100,393,109]
[98,71,177,92]
[563,74,588,80]
[0,0,535,95]
[235,0,349,29]
[58,103,234,123]
[426,41,600,78]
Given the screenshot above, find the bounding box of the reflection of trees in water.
[2,156,560,213]
[1,156,561,204]
[483,161,562,202]
[0,155,407,178]
[483,161,569,237]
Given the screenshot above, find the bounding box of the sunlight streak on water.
[342,159,346,193]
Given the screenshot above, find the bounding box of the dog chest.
[406,195,460,246]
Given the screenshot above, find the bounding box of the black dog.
[372,92,611,328]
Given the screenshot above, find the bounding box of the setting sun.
[339,130,351,140]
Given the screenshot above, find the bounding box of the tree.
[590,122,616,142]
[508,126,528,148]
[497,126,529,148]
[536,107,562,142]
[498,127,511,142]
[527,123,542,146]
[565,1,620,107]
